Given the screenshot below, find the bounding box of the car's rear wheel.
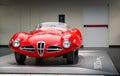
[14,52,26,65]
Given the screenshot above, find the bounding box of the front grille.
[20,46,35,52]
[37,41,45,56]
[47,46,62,52]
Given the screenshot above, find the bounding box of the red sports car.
[9,22,82,64]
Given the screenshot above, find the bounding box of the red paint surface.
[9,28,82,58]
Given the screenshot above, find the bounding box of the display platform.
[0,50,118,75]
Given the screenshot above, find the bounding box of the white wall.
[109,0,120,45]
[0,4,21,44]
[0,0,120,45]
[0,0,83,45]
[83,4,109,47]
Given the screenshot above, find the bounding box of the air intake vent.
[20,46,35,52]
[37,41,45,56]
[47,46,62,52]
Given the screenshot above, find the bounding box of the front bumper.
[10,44,77,58]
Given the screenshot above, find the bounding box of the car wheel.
[14,52,26,65]
[74,49,79,63]
[63,54,67,58]
[74,49,78,57]
[66,51,75,64]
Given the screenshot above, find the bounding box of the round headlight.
[63,40,70,48]
[13,39,20,47]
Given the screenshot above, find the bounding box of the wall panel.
[109,0,120,45]
[0,0,83,45]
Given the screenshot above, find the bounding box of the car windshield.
[36,22,68,31]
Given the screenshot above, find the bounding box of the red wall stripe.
[84,25,108,28]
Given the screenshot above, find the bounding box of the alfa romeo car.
[9,22,82,64]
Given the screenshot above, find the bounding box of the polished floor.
[0,47,119,76]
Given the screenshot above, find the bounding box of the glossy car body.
[9,22,82,64]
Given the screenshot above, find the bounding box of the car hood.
[27,33,62,45]
[21,29,72,45]
[31,29,65,36]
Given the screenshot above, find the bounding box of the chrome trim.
[20,47,35,50]
[46,46,62,52]
[47,48,62,50]
[20,46,35,52]
[37,41,45,56]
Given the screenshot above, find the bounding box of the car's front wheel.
[14,52,26,65]
[74,49,79,57]
[66,49,79,64]
[66,51,75,64]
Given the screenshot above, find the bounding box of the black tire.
[74,49,79,63]
[63,54,67,58]
[14,52,26,65]
[66,51,75,64]
[74,49,78,57]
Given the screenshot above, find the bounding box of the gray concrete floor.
[80,47,120,74]
[0,47,119,75]
[107,48,120,74]
[0,47,12,57]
